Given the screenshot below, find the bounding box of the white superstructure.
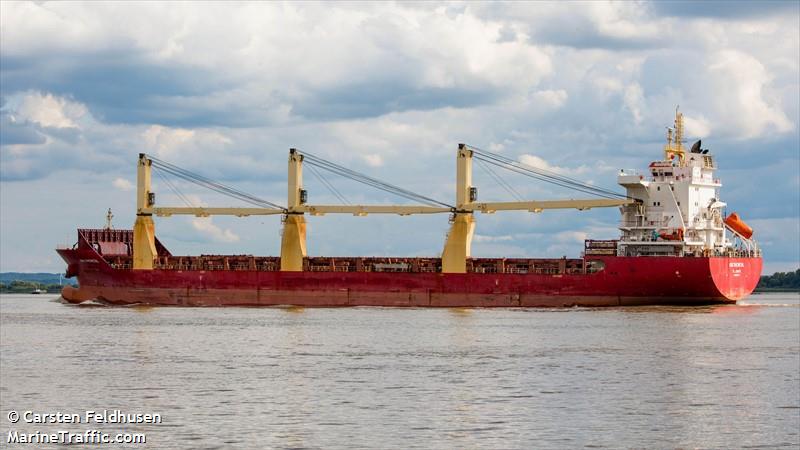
[616,109,759,257]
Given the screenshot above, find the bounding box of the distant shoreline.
[0,272,76,294]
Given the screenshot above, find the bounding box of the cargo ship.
[57,110,762,306]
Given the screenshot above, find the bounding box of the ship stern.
[710,257,763,301]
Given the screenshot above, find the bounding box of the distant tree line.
[756,269,800,291]
[0,280,64,294]
[0,273,77,294]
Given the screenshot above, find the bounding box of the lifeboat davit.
[724,212,753,239]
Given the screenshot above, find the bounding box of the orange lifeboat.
[724,212,753,239]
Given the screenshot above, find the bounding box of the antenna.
[674,106,684,152]
[104,208,114,230]
[663,106,686,165]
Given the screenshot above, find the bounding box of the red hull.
[57,244,761,308]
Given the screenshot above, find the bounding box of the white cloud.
[15,92,87,129]
[518,154,591,176]
[183,195,208,208]
[143,125,195,158]
[142,125,233,160]
[683,114,712,138]
[593,77,624,95]
[554,230,588,243]
[623,83,644,125]
[473,234,514,243]
[707,49,794,139]
[112,178,134,191]
[531,89,568,109]
[519,155,562,174]
[488,142,506,152]
[362,154,384,167]
[191,217,240,243]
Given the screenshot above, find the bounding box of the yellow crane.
[132,146,635,273]
[440,145,634,273]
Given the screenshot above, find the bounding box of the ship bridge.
[617,108,758,257]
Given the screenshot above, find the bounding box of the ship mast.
[280,149,307,271]
[663,107,686,166]
[441,145,476,273]
[133,154,157,270]
[104,208,114,230]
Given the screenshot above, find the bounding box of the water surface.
[1,293,798,448]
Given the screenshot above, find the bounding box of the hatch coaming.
[94,252,597,276]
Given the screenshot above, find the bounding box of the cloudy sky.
[1,1,798,274]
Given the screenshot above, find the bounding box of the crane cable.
[473,154,623,200]
[465,145,634,201]
[300,151,453,209]
[306,163,350,205]
[154,169,195,208]
[475,157,524,201]
[147,155,285,210]
[469,146,624,199]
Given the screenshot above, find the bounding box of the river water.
[1,293,798,449]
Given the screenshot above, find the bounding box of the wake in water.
[737,302,799,307]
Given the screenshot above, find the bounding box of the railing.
[103,255,592,275]
[723,248,762,258]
